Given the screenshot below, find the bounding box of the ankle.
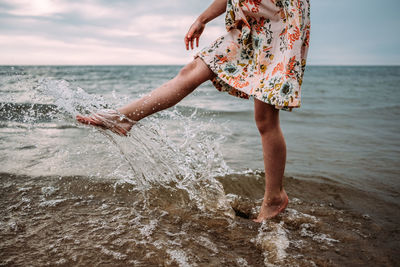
[112,110,133,123]
[264,188,287,202]
[117,110,140,123]
[262,194,282,206]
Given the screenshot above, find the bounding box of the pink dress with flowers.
[196,0,311,111]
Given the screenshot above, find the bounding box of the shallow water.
[1,172,397,266]
[0,65,399,266]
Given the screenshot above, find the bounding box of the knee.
[254,113,279,135]
[255,117,269,135]
[178,60,198,78]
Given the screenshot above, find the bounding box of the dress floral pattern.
[196,0,311,111]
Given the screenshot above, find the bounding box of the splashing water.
[24,78,233,215]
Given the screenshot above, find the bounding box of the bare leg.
[253,99,288,222]
[76,58,215,135]
[118,57,215,122]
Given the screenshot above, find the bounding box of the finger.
[187,28,194,38]
[185,26,195,50]
[196,37,199,47]
[190,38,194,50]
[184,35,189,50]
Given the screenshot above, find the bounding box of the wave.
[0,100,253,124]
[172,105,253,117]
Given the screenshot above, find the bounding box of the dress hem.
[195,53,298,112]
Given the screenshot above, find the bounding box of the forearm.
[197,0,227,24]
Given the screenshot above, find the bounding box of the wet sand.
[1,172,399,266]
[220,173,400,266]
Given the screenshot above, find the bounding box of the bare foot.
[76,109,135,136]
[253,189,288,223]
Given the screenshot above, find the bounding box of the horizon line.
[1,64,399,67]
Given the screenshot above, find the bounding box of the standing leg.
[253,99,288,222]
[76,58,215,134]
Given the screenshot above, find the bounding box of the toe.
[76,115,101,126]
[110,127,127,136]
[76,112,131,136]
[76,115,88,124]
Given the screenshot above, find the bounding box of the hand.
[184,19,205,50]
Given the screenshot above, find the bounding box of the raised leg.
[253,99,288,222]
[119,57,215,121]
[76,57,215,135]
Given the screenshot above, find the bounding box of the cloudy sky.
[0,0,399,65]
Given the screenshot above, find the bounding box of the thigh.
[185,57,216,85]
[174,57,216,94]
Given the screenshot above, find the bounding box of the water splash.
[3,77,234,215]
[252,221,290,266]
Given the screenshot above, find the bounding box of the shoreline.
[1,171,399,266]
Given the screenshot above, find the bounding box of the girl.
[77,0,311,222]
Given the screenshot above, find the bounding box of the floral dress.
[196,0,311,111]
